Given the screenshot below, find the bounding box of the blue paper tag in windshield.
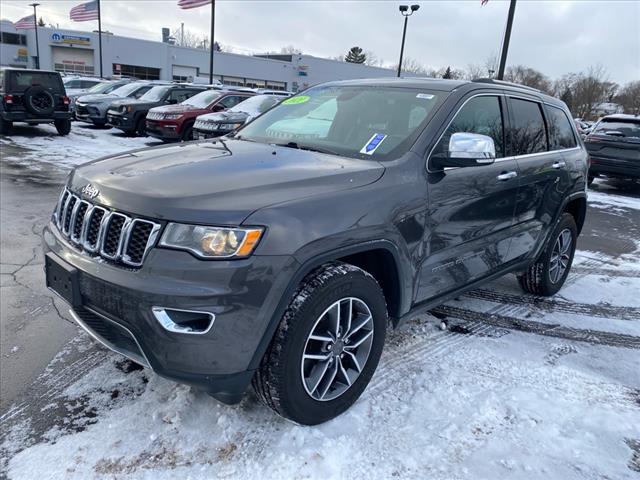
[360,133,387,155]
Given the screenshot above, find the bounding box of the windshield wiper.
[273,141,339,156]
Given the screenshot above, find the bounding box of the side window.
[546,106,577,150]
[509,98,548,155]
[133,86,151,99]
[65,80,81,88]
[436,96,505,158]
[219,95,245,109]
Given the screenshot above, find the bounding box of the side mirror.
[431,132,496,169]
[211,104,225,112]
[166,98,178,105]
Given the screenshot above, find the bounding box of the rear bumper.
[590,156,640,179]
[43,222,298,402]
[1,110,71,122]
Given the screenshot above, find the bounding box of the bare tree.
[280,45,302,54]
[554,65,611,119]
[364,51,385,67]
[615,81,640,115]
[503,65,553,94]
[393,57,432,75]
[463,63,486,80]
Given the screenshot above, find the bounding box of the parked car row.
[0,67,291,138]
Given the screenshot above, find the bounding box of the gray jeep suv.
[43,78,588,425]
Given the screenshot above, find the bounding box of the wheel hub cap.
[549,228,573,284]
[301,297,374,402]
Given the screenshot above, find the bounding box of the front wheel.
[135,116,147,137]
[54,119,71,136]
[517,213,577,296]
[181,124,194,141]
[253,262,387,425]
[587,174,595,186]
[0,117,12,135]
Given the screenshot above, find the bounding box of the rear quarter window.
[546,105,577,149]
[509,98,548,155]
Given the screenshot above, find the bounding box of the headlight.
[163,114,182,120]
[159,224,264,259]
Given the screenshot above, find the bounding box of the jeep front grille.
[54,188,161,267]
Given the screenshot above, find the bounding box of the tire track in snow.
[433,305,640,350]
[464,288,640,321]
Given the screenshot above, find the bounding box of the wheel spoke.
[319,360,339,400]
[344,298,353,337]
[338,358,352,387]
[309,333,333,342]
[345,315,372,341]
[343,350,361,373]
[307,358,332,394]
[344,329,373,349]
[333,301,341,338]
[304,352,332,361]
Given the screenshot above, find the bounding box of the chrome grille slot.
[52,188,161,268]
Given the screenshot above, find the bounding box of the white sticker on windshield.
[360,133,387,155]
[416,93,435,99]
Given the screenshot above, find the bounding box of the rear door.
[506,96,573,260]
[418,93,520,301]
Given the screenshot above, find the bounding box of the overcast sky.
[2,0,639,84]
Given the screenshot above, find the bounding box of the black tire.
[134,116,147,137]
[54,119,71,136]
[253,262,388,425]
[517,213,577,296]
[181,124,194,141]
[0,117,12,135]
[24,87,55,116]
[587,174,595,186]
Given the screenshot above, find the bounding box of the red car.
[146,89,254,142]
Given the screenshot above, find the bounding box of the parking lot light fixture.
[397,4,420,78]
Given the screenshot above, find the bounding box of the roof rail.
[472,78,542,93]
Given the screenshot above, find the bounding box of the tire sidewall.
[539,213,577,295]
[279,271,387,425]
[25,87,55,116]
[55,119,71,136]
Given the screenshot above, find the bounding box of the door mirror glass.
[433,132,496,169]
[166,98,178,105]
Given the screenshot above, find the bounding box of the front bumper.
[43,222,298,402]
[75,103,108,124]
[194,128,225,140]
[107,111,136,130]
[145,119,181,140]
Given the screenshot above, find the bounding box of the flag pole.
[29,3,40,69]
[497,0,516,80]
[209,0,215,84]
[97,0,103,78]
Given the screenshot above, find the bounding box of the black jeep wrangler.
[0,68,72,136]
[43,78,588,425]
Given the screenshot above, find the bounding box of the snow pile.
[1,124,157,168]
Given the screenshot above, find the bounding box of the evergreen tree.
[442,66,453,79]
[345,46,366,64]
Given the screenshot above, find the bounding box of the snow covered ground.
[1,126,639,479]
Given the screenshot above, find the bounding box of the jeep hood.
[109,98,156,109]
[69,139,385,225]
[198,111,248,124]
[77,93,118,104]
[151,104,206,115]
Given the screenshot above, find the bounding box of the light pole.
[397,4,419,78]
[29,3,40,69]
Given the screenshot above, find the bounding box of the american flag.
[14,14,36,29]
[178,0,212,10]
[70,0,99,21]
[481,0,489,5]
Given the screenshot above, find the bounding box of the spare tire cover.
[24,87,55,116]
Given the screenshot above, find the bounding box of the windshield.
[592,119,640,139]
[237,85,441,159]
[182,90,222,108]
[229,95,280,115]
[86,82,114,94]
[111,83,144,97]
[140,85,171,102]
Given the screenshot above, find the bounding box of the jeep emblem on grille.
[81,184,100,199]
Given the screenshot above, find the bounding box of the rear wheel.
[517,213,577,296]
[54,119,71,136]
[253,262,387,425]
[0,117,12,135]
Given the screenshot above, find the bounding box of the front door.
[417,94,519,302]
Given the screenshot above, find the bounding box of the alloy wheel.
[549,228,572,284]
[301,297,374,401]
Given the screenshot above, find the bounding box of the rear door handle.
[552,161,566,169]
[497,171,518,181]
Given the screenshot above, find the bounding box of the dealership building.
[0,20,398,91]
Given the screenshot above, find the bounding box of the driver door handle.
[552,161,566,169]
[497,171,518,181]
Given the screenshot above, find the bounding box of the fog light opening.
[152,307,215,335]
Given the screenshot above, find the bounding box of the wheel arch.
[247,240,409,371]
[563,193,587,234]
